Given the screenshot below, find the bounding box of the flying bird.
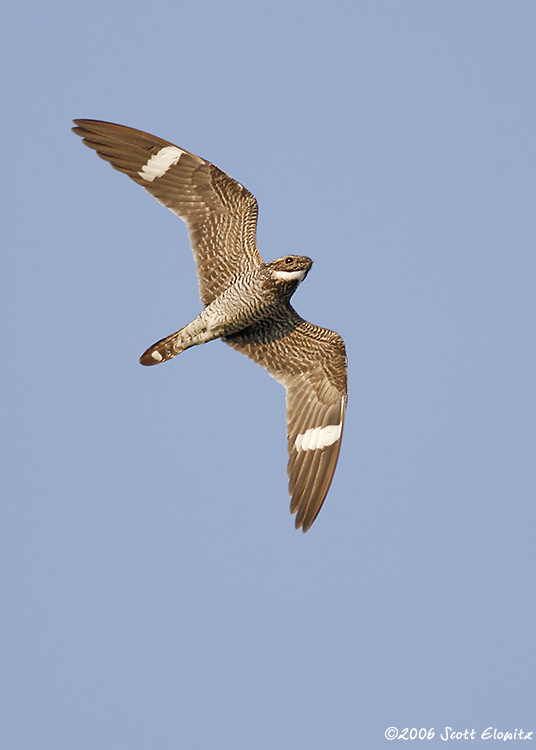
[73,120,347,531]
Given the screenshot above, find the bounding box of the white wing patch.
[138,146,185,182]
[295,422,342,452]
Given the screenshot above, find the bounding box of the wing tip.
[288,434,344,533]
[295,514,317,533]
[291,488,327,533]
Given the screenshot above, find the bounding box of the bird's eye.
[285,257,293,264]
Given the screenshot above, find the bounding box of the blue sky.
[2,1,535,748]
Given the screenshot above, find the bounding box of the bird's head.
[268,255,313,285]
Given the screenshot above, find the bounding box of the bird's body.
[73,120,347,531]
[140,256,312,364]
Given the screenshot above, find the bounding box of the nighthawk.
[73,120,347,531]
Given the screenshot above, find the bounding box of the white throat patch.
[138,146,185,182]
[272,269,307,282]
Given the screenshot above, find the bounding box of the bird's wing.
[224,306,347,531]
[72,119,263,305]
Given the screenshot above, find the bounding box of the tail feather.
[139,329,186,366]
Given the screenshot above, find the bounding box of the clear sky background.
[2,1,535,748]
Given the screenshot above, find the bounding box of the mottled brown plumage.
[73,119,347,531]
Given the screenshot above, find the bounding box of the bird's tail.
[139,328,189,366]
